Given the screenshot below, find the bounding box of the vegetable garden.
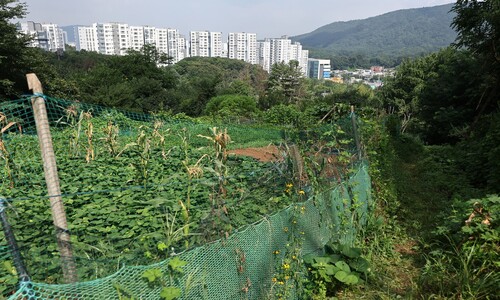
[0,95,371,299]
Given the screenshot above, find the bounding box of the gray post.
[26,73,78,283]
[0,198,30,282]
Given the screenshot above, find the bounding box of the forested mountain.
[293,3,457,67]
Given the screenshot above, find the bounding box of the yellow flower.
[283,227,289,233]
[286,183,293,188]
[298,190,305,195]
[273,250,280,255]
[292,255,297,260]
[278,281,285,285]
[284,275,290,280]
[272,277,277,282]
[283,263,290,270]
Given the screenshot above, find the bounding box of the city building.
[177,35,188,61]
[17,21,65,52]
[93,23,130,56]
[257,36,309,76]
[189,31,224,58]
[228,32,257,64]
[307,58,331,79]
[42,23,66,51]
[190,31,210,57]
[19,20,308,74]
[76,26,98,51]
[129,25,144,52]
[209,32,224,57]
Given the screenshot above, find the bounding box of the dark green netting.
[0,96,370,299]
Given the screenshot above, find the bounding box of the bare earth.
[228,145,281,162]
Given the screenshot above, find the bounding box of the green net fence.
[0,95,371,299]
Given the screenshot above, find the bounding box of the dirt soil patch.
[228,145,282,162]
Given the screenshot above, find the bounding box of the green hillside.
[293,3,457,61]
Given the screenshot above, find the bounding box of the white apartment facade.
[190,31,210,57]
[20,20,308,74]
[78,24,186,63]
[76,26,98,51]
[17,21,65,52]
[41,23,66,51]
[228,32,257,64]
[129,25,144,52]
[257,36,309,76]
[177,35,188,62]
[209,32,224,57]
[93,23,130,55]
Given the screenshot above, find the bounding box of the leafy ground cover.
[0,108,359,299]
[0,111,297,287]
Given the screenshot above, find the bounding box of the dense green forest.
[293,3,457,68]
[1,0,499,298]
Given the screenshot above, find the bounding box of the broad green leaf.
[339,245,362,258]
[350,257,370,273]
[334,270,348,282]
[157,242,168,251]
[344,274,359,285]
[142,268,162,282]
[335,261,351,273]
[160,287,181,300]
[168,257,187,273]
[313,256,332,264]
[325,264,340,275]
[303,253,315,264]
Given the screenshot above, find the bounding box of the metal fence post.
[0,198,30,282]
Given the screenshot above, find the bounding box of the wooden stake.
[26,73,78,283]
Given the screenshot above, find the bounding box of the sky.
[20,0,456,38]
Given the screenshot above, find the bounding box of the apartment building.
[177,35,188,61]
[290,42,308,76]
[92,23,130,55]
[17,21,65,52]
[209,32,224,57]
[20,20,307,74]
[257,36,308,76]
[76,26,98,51]
[190,31,210,57]
[41,23,66,51]
[129,25,144,52]
[156,28,168,55]
[228,32,257,64]
[257,39,271,72]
